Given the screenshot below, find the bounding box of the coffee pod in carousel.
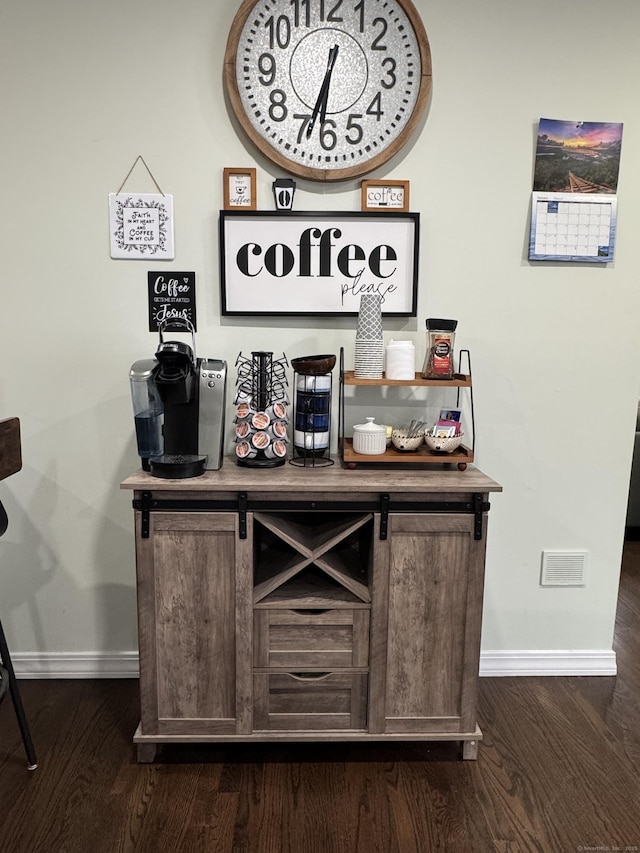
[266,400,288,421]
[264,439,288,459]
[251,430,271,450]
[235,420,252,440]
[235,440,257,459]
[251,411,270,430]
[268,419,288,441]
[235,401,254,422]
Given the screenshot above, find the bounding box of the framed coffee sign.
[219,211,419,316]
[223,167,257,210]
[147,271,197,331]
[361,180,411,212]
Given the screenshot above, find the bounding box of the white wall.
[2,0,639,673]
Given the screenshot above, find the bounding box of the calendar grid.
[529,191,617,263]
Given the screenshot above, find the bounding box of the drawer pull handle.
[289,672,332,682]
[290,609,332,616]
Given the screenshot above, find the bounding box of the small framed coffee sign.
[223,168,257,210]
[219,211,419,316]
[148,271,197,331]
[361,180,410,212]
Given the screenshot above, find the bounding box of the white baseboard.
[9,649,617,679]
[479,649,617,677]
[10,651,139,679]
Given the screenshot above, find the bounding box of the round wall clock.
[224,0,432,182]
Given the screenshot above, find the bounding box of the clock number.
[366,91,383,121]
[269,89,288,122]
[371,17,387,50]
[258,53,276,86]
[294,114,337,149]
[320,0,343,23]
[381,57,396,89]
[294,113,311,142]
[290,0,310,27]
[320,119,338,151]
[265,15,291,50]
[354,0,365,33]
[345,113,363,144]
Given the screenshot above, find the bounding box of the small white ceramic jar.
[352,417,387,455]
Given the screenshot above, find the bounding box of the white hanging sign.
[109,193,174,259]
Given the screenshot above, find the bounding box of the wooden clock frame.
[223,0,432,183]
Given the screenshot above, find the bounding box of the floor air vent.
[540,550,588,587]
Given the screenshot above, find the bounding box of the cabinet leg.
[462,739,478,760]
[136,742,158,764]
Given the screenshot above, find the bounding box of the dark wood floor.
[2,545,640,853]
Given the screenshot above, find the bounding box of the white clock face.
[226,0,431,181]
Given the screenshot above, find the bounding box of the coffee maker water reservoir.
[129,359,164,470]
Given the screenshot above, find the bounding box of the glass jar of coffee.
[421,318,458,380]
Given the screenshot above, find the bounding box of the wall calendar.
[528,118,622,264]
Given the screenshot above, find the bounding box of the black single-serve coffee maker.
[129,320,227,478]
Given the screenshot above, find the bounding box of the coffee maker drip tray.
[149,454,207,479]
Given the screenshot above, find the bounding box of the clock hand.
[319,44,339,125]
[306,48,336,139]
[306,44,339,140]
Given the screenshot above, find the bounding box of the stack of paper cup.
[385,340,416,380]
[356,294,383,338]
[354,294,384,379]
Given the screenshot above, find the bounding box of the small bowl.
[391,428,424,452]
[423,431,464,453]
[291,354,336,375]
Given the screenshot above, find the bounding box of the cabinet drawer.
[253,672,368,731]
[253,609,370,669]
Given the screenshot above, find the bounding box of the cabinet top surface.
[121,461,502,494]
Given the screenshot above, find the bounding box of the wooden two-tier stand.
[338,347,475,469]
